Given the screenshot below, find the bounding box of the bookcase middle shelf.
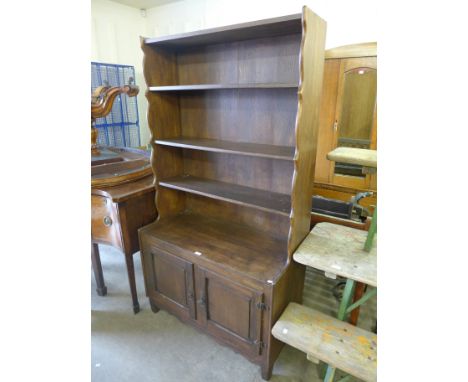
[155,138,295,161]
[158,175,292,216]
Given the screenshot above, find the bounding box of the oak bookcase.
[139,7,326,379]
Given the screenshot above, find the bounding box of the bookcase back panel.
[186,193,290,241]
[182,150,293,195]
[179,89,298,146]
[156,187,186,217]
[176,34,301,85]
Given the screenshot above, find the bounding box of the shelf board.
[159,175,291,216]
[144,13,302,47]
[155,138,295,161]
[149,83,298,92]
[140,212,287,283]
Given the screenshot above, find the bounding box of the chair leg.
[124,253,140,314]
[91,243,107,296]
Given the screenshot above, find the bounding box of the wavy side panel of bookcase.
[141,38,185,219]
[288,7,327,257]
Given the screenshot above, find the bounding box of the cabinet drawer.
[91,195,122,248]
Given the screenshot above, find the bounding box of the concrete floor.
[92,244,376,382]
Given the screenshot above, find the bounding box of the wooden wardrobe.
[138,7,326,380]
[314,42,377,212]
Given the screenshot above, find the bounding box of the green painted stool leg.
[323,279,356,382]
[324,366,336,382]
[337,279,355,320]
[364,207,377,252]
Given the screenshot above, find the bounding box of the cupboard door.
[148,248,196,320]
[195,267,264,357]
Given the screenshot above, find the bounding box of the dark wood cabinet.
[138,7,326,380]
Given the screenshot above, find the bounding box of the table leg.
[91,243,107,296]
[125,253,140,314]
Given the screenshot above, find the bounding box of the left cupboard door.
[144,247,196,321]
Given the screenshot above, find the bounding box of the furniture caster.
[150,300,159,313]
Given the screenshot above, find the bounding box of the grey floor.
[92,245,376,382]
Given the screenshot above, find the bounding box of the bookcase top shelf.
[144,13,302,47]
[159,175,291,216]
[155,138,295,161]
[149,83,298,91]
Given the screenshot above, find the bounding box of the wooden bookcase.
[139,7,326,380]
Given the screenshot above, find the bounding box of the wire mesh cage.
[91,62,140,147]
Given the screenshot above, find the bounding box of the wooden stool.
[272,223,377,381]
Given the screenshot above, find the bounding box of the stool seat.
[327,147,377,168]
[272,302,377,382]
[293,223,377,287]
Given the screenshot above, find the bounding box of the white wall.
[91,0,150,145]
[145,0,377,49]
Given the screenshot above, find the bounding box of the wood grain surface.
[272,302,377,381]
[293,222,376,287]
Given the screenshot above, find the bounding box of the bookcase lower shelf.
[159,176,291,217]
[140,212,287,283]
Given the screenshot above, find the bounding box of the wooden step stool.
[272,222,377,381]
[273,302,376,382]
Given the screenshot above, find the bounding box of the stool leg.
[125,253,140,314]
[364,207,377,252]
[91,243,107,296]
[349,282,366,326]
[324,279,355,381]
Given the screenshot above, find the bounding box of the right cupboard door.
[195,267,264,358]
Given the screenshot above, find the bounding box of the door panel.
[196,267,263,357]
[149,248,196,319]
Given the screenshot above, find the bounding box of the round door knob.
[103,216,113,227]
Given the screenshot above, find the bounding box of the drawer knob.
[103,216,113,227]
